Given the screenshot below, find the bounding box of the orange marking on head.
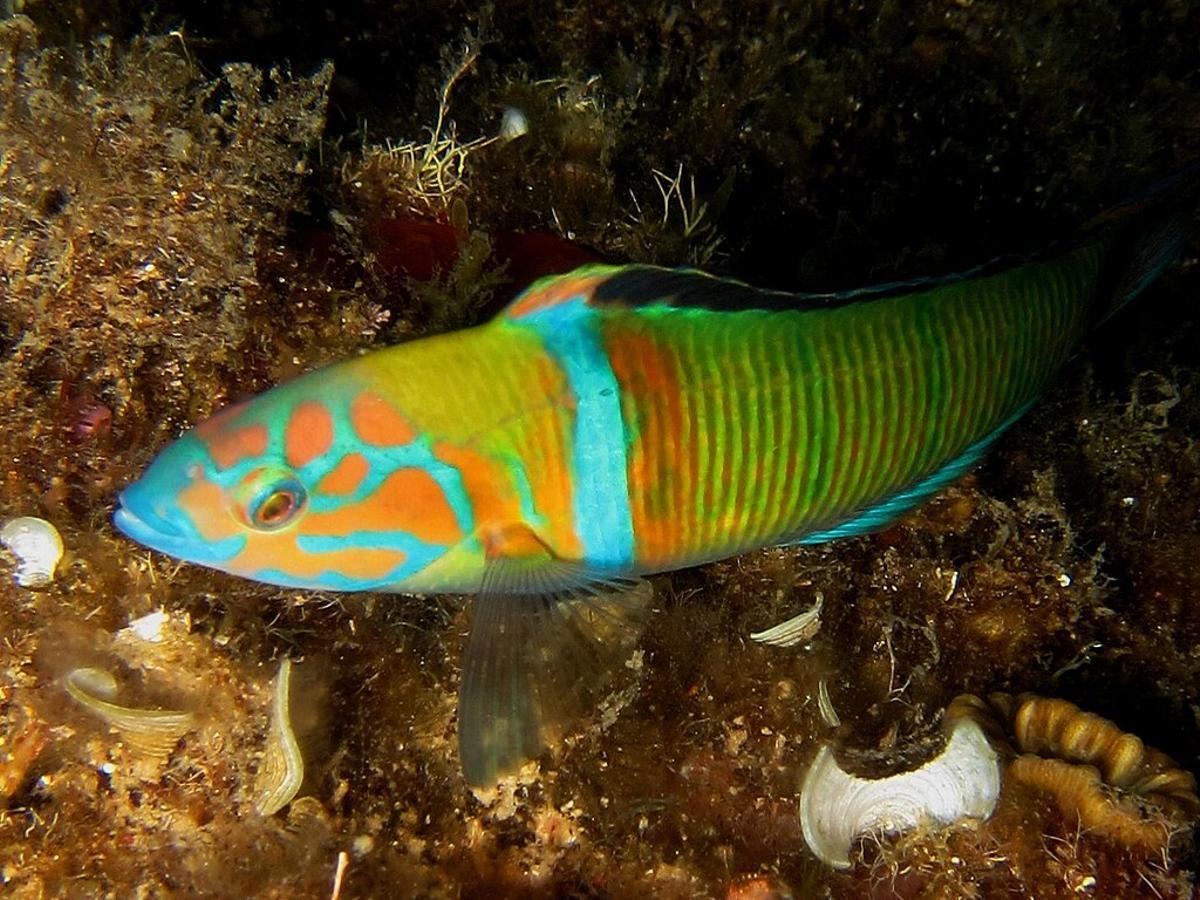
[429,349,582,560]
[604,327,684,565]
[177,470,409,582]
[436,414,583,561]
[350,392,417,447]
[317,453,370,495]
[207,423,270,471]
[285,402,334,468]
[434,442,520,531]
[234,531,407,582]
[179,477,239,542]
[306,467,461,547]
[194,400,250,440]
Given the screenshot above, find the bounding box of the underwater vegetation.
[0,1,1199,897]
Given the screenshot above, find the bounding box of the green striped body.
[587,241,1103,571]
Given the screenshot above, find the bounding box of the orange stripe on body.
[604,326,685,566]
[520,354,582,559]
[285,401,334,468]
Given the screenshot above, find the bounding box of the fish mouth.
[112,486,245,566]
[113,489,186,544]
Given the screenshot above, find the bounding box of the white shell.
[498,106,529,143]
[65,667,194,758]
[0,516,64,587]
[799,718,1001,869]
[125,609,170,643]
[817,678,841,728]
[750,592,823,647]
[255,658,304,816]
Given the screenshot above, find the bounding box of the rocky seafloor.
[1,2,1198,897]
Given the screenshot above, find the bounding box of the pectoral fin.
[457,526,651,787]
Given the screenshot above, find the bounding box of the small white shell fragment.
[126,609,170,643]
[799,718,1001,869]
[255,658,304,816]
[751,592,823,647]
[0,516,64,588]
[817,678,841,728]
[498,106,529,143]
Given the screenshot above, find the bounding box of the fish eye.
[248,478,306,530]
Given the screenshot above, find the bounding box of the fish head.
[114,372,476,592]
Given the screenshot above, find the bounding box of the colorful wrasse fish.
[114,196,1191,785]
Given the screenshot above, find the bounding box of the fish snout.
[113,486,186,543]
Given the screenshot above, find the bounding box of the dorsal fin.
[587,263,1001,312]
[502,162,1197,320]
[501,257,1045,319]
[502,266,619,319]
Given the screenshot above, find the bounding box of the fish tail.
[1085,161,1200,228]
[1099,213,1193,321]
[1088,164,1199,322]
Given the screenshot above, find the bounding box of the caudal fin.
[1100,213,1194,322]
[1088,165,1199,322]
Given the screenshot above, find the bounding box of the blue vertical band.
[521,298,635,569]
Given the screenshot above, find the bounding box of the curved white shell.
[254,658,304,816]
[799,718,1001,869]
[498,106,530,143]
[65,667,194,758]
[750,592,823,648]
[0,517,64,587]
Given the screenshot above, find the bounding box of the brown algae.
[0,2,1197,896]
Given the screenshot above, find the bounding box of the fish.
[113,195,1191,785]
